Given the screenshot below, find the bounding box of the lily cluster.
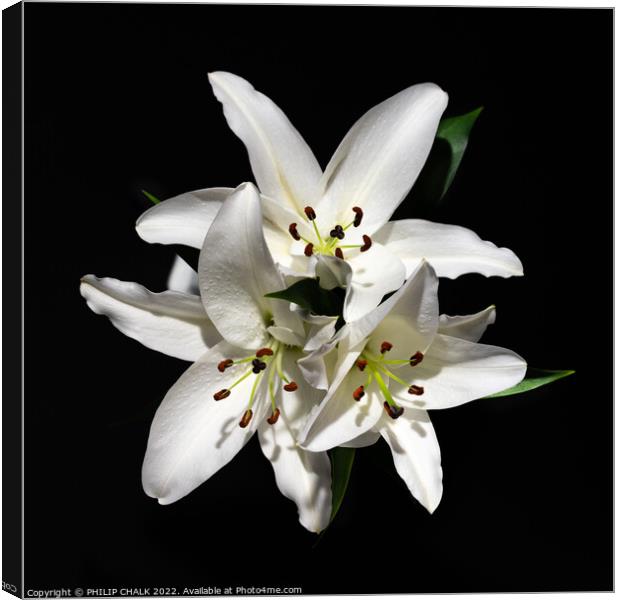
[81,72,527,532]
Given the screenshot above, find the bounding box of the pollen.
[252,358,267,374]
[360,235,372,252]
[255,348,274,358]
[304,242,314,257]
[288,223,301,241]
[352,206,363,227]
[356,359,368,371]
[380,341,393,354]
[283,381,298,392]
[213,389,231,401]
[239,409,253,428]
[383,402,404,419]
[353,386,365,401]
[410,351,424,366]
[408,385,425,396]
[217,359,234,373]
[266,408,281,425]
[304,206,317,221]
[335,247,344,260]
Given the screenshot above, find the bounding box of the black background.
[22,3,612,594]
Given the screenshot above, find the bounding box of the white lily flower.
[136,72,523,321]
[298,261,526,513]
[141,182,332,533]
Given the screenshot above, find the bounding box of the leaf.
[485,368,575,398]
[410,107,483,213]
[266,278,345,316]
[329,446,356,522]
[141,189,161,205]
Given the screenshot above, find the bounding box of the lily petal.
[341,429,381,448]
[378,408,443,513]
[318,83,448,234]
[80,275,219,362]
[199,183,304,350]
[209,71,322,212]
[142,341,268,504]
[374,219,524,279]
[393,334,527,410]
[438,305,496,343]
[167,256,199,295]
[342,243,406,322]
[257,353,331,533]
[136,187,232,249]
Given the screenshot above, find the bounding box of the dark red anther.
[266,408,281,425]
[256,348,274,358]
[239,409,253,428]
[335,247,344,260]
[380,341,393,354]
[252,358,267,373]
[353,386,365,401]
[410,351,424,366]
[217,359,234,373]
[352,206,363,227]
[356,359,368,371]
[408,385,425,396]
[304,243,314,257]
[283,381,298,392]
[360,235,372,252]
[383,402,404,419]
[214,389,231,401]
[288,223,301,241]
[304,206,317,221]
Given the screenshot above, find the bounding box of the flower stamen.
[239,409,253,428]
[266,408,280,425]
[217,359,234,372]
[256,347,274,358]
[410,351,424,366]
[408,385,425,395]
[380,341,393,354]
[334,247,344,260]
[283,381,298,392]
[352,206,363,227]
[213,389,230,401]
[353,385,365,401]
[360,235,372,252]
[288,223,301,241]
[304,242,314,257]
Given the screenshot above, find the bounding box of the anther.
[288,223,301,241]
[353,386,365,401]
[408,385,425,396]
[360,235,372,252]
[380,341,393,354]
[267,408,281,425]
[304,206,317,221]
[283,381,298,392]
[239,409,253,428]
[352,206,363,227]
[304,243,314,257]
[383,402,404,419]
[214,389,231,401]
[252,358,267,373]
[255,348,274,358]
[217,359,233,373]
[335,247,344,260]
[356,359,368,371]
[329,225,345,240]
[410,351,424,366]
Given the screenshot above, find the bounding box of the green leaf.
[141,189,161,205]
[265,278,345,316]
[329,446,356,522]
[485,368,575,398]
[410,107,483,213]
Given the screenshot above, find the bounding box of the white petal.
[438,305,496,343]
[374,219,524,279]
[303,314,338,353]
[318,83,448,234]
[257,352,331,532]
[378,408,443,513]
[209,72,322,211]
[315,255,351,291]
[299,364,383,452]
[199,183,304,349]
[136,187,231,249]
[267,325,305,347]
[341,429,381,448]
[342,243,406,322]
[80,275,219,362]
[142,342,269,504]
[167,256,199,295]
[345,260,438,352]
[393,334,527,410]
